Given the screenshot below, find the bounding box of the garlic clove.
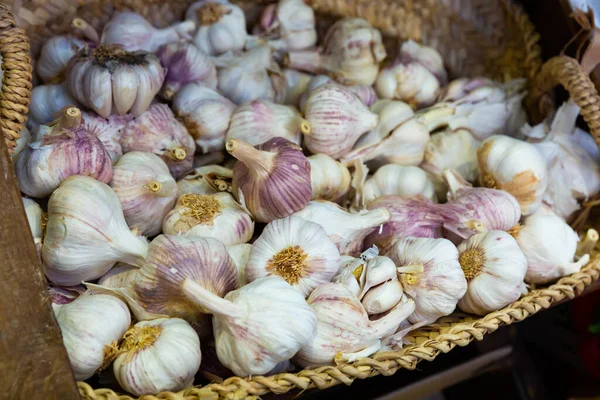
[354,99,415,149]
[246,215,341,297]
[358,255,397,299]
[83,64,113,118]
[360,164,437,206]
[98,263,139,289]
[361,279,404,315]
[22,197,44,240]
[111,65,138,115]
[308,153,351,203]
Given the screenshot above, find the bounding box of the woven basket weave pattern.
[2,0,600,399]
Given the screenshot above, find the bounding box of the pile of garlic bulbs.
[16,0,597,396]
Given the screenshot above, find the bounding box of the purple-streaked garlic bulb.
[27,82,79,129]
[37,35,86,83]
[246,216,340,296]
[217,44,287,105]
[67,45,165,118]
[101,11,195,52]
[156,41,217,100]
[110,152,177,237]
[173,83,236,154]
[81,111,131,163]
[227,137,311,223]
[298,75,378,113]
[225,100,308,146]
[254,0,316,51]
[286,18,386,86]
[376,40,447,108]
[186,0,248,56]
[133,234,238,336]
[304,83,378,158]
[16,107,113,198]
[120,104,196,179]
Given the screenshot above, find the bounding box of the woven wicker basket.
[2,0,600,399]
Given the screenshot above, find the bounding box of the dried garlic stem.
[182,279,242,318]
[72,18,100,43]
[578,229,599,256]
[226,138,275,175]
[169,146,188,161]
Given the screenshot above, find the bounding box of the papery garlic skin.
[183,276,316,376]
[228,138,311,223]
[113,318,201,397]
[361,164,436,205]
[292,201,390,256]
[101,12,196,52]
[304,83,379,158]
[246,216,340,296]
[27,83,79,130]
[120,104,195,179]
[177,165,233,199]
[43,176,148,286]
[22,197,44,240]
[308,153,351,202]
[227,243,252,287]
[110,152,177,236]
[49,284,85,315]
[186,0,248,56]
[515,208,589,284]
[226,100,307,146]
[457,231,527,315]
[173,83,236,154]
[37,35,86,83]
[81,111,130,163]
[477,135,548,216]
[256,0,316,51]
[56,294,131,380]
[157,42,217,99]
[388,237,467,325]
[12,127,31,164]
[98,263,139,288]
[162,192,254,246]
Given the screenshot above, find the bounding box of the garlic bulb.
[27,82,79,129]
[113,318,201,396]
[162,192,254,246]
[186,0,247,56]
[217,44,286,105]
[12,127,31,164]
[67,45,165,118]
[477,135,548,216]
[255,0,316,51]
[514,208,589,284]
[173,83,236,154]
[226,100,308,146]
[177,165,233,198]
[246,216,340,296]
[101,12,195,52]
[292,200,390,256]
[37,35,86,83]
[286,18,386,86]
[294,283,415,367]
[228,138,311,223]
[298,75,378,113]
[156,41,217,99]
[457,231,528,315]
[81,111,130,163]
[98,263,139,288]
[182,276,316,376]
[388,237,467,326]
[56,294,131,380]
[133,234,237,335]
[49,284,85,315]
[227,243,252,287]
[376,40,447,108]
[16,107,113,198]
[353,99,415,149]
[304,83,379,158]
[22,197,44,240]
[120,104,195,179]
[308,153,351,202]
[361,164,436,205]
[438,77,495,103]
[283,68,312,106]
[43,176,149,286]
[110,152,177,236]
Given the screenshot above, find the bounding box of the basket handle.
[0,4,32,155]
[527,55,600,147]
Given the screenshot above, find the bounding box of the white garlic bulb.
[361,164,436,205]
[477,135,548,216]
[173,83,236,154]
[27,82,79,129]
[292,200,390,256]
[110,152,177,237]
[246,215,341,296]
[255,0,316,51]
[56,294,131,380]
[304,83,379,158]
[98,263,139,288]
[37,35,86,83]
[12,127,31,164]
[81,111,130,163]
[113,318,201,396]
[227,243,252,287]
[283,68,313,106]
[308,153,351,202]
[186,0,248,56]
[162,192,254,246]
[177,165,233,199]
[43,176,149,286]
[388,237,467,326]
[457,231,528,315]
[514,208,590,284]
[294,283,415,367]
[22,197,44,240]
[101,12,196,52]
[226,100,308,146]
[182,276,317,376]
